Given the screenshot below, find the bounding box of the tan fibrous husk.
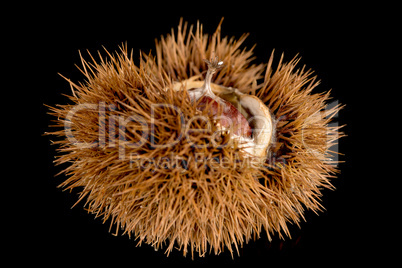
[48,18,344,258]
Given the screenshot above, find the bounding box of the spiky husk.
[48,19,343,258]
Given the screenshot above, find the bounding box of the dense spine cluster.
[48,19,343,258]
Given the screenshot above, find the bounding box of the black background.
[35,4,371,267]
